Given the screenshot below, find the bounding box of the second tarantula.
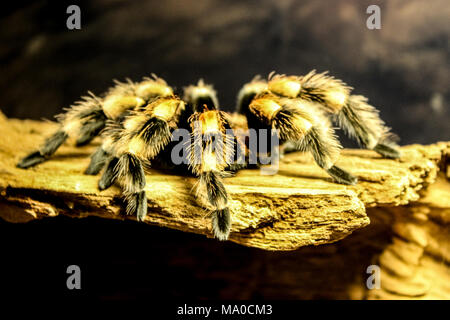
[17,71,400,241]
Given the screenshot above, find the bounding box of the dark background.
[0,0,449,302]
[1,0,449,144]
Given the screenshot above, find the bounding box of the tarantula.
[17,76,237,239]
[17,71,400,241]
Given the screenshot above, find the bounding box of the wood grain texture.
[0,111,448,251]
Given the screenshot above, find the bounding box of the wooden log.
[0,111,448,251]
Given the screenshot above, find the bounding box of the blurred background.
[0,0,449,301]
[1,0,449,144]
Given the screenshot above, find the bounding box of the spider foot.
[17,151,46,169]
[98,157,119,190]
[211,208,231,241]
[327,165,358,185]
[373,143,401,159]
[85,147,108,175]
[131,191,148,222]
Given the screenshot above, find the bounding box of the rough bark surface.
[0,111,448,253]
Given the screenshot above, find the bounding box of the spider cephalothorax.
[17,71,401,241]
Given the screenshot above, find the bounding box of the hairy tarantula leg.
[116,153,147,221]
[17,151,46,168]
[188,109,234,240]
[212,208,231,240]
[103,96,184,221]
[267,72,400,159]
[98,157,119,190]
[253,95,358,185]
[222,118,247,173]
[337,95,400,159]
[301,127,358,185]
[373,142,400,159]
[326,165,358,186]
[17,131,68,168]
[126,190,147,222]
[75,116,107,146]
[198,171,231,241]
[85,146,109,175]
[17,93,106,169]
